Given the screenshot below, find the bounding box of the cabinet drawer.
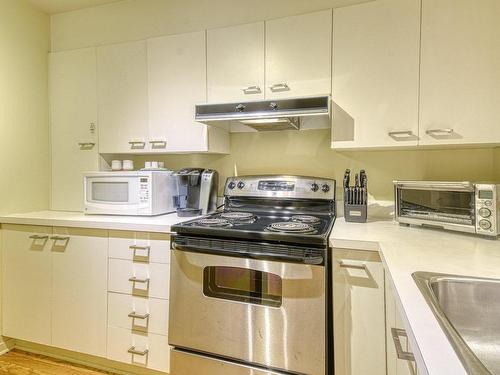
[108,292,168,335]
[108,258,170,299]
[109,230,171,264]
[107,325,169,373]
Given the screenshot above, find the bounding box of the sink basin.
[413,271,500,375]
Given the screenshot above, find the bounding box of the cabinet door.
[207,22,265,102]
[50,48,98,211]
[333,249,386,375]
[148,31,210,152]
[332,0,420,149]
[97,40,149,153]
[386,274,418,375]
[419,0,500,146]
[2,225,52,345]
[265,10,332,99]
[51,227,108,357]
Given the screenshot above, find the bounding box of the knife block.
[343,186,367,223]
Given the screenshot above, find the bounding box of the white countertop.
[0,210,197,233]
[330,218,500,375]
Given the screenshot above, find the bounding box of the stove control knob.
[479,219,492,230]
[228,181,236,190]
[321,184,330,193]
[311,183,319,192]
[237,181,245,189]
[479,207,492,218]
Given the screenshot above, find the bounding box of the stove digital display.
[258,180,295,191]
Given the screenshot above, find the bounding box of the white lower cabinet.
[333,249,386,375]
[51,227,108,357]
[2,225,53,345]
[386,274,418,375]
[107,326,170,372]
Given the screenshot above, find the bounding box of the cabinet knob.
[242,86,262,94]
[128,276,150,283]
[270,83,290,92]
[426,128,454,138]
[127,346,149,356]
[129,141,146,149]
[388,131,416,141]
[128,311,150,320]
[29,235,49,240]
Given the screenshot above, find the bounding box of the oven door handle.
[172,242,324,265]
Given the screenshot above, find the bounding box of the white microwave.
[84,171,178,216]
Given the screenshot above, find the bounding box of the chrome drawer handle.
[426,128,454,136]
[127,346,149,356]
[128,311,150,320]
[149,140,166,148]
[128,141,146,148]
[129,245,151,251]
[29,235,49,240]
[129,276,150,283]
[242,86,262,94]
[338,260,367,270]
[78,142,95,148]
[388,131,415,140]
[270,83,290,92]
[391,328,415,362]
[50,236,70,241]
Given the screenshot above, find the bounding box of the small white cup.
[144,161,152,169]
[111,160,122,171]
[122,160,134,171]
[151,161,159,169]
[158,161,165,169]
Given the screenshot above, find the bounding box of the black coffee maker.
[174,168,219,217]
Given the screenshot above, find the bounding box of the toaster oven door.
[396,184,476,229]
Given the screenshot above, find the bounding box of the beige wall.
[52,0,500,201]
[0,0,50,214]
[133,129,498,200]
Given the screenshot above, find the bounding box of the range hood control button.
[311,183,319,192]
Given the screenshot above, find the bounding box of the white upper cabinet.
[148,31,228,153]
[265,10,332,99]
[97,40,149,153]
[419,0,500,146]
[331,0,421,149]
[50,48,99,211]
[207,22,265,103]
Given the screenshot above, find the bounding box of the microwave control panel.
[139,177,150,203]
[475,184,499,236]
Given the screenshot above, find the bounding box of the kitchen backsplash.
[131,129,500,200]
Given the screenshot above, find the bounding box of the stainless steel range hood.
[195,96,330,131]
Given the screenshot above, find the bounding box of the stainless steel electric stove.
[169,175,336,375]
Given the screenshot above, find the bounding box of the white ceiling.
[26,0,123,14]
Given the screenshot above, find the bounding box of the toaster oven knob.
[237,181,245,189]
[311,183,319,192]
[479,207,492,218]
[479,219,492,230]
[321,184,330,193]
[228,181,236,190]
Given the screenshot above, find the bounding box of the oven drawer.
[107,326,169,373]
[108,258,170,299]
[109,231,171,264]
[169,249,325,375]
[170,348,284,375]
[108,292,168,335]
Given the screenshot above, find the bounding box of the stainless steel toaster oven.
[394,181,500,237]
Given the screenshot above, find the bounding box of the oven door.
[395,181,476,232]
[169,247,326,375]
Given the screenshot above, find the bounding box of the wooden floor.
[0,350,117,375]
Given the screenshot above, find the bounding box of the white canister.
[144,161,152,169]
[122,160,134,171]
[111,160,122,171]
[151,161,159,169]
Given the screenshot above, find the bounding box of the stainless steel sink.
[413,271,500,375]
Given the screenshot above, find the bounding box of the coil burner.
[291,215,321,225]
[220,212,257,224]
[195,218,232,227]
[266,221,317,234]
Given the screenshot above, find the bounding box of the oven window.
[92,182,129,202]
[399,189,474,225]
[203,266,282,308]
